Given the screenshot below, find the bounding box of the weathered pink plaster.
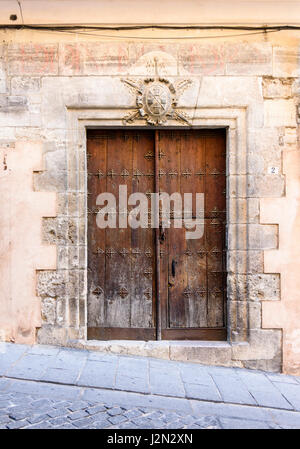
[0,140,56,344]
[261,149,300,375]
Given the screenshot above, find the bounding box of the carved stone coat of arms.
[122,58,193,126]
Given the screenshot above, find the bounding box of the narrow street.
[1,343,300,429]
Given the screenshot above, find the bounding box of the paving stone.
[67,401,89,412]
[270,409,300,428]
[42,368,80,384]
[0,400,10,409]
[136,417,157,428]
[146,419,165,428]
[211,373,257,405]
[267,374,299,385]
[219,417,272,429]
[30,398,52,408]
[5,354,55,380]
[194,416,220,429]
[24,421,52,429]
[47,407,68,418]
[112,421,139,429]
[71,417,95,428]
[77,360,117,389]
[6,419,29,429]
[68,409,89,420]
[59,423,76,429]
[116,375,150,394]
[8,410,29,421]
[0,380,11,392]
[237,371,293,409]
[91,416,111,428]
[150,365,185,397]
[108,414,128,425]
[86,404,107,415]
[27,345,60,357]
[6,379,82,400]
[0,416,10,425]
[273,382,300,411]
[124,409,143,419]
[27,413,50,424]
[107,406,123,416]
[49,417,70,426]
[164,421,185,429]
[191,400,274,422]
[53,400,72,408]
[184,382,222,401]
[146,410,163,420]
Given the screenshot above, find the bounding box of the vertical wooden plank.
[182,131,207,328]
[205,132,226,327]
[104,130,132,327]
[158,130,183,328]
[130,131,156,329]
[87,134,107,328]
[154,130,161,339]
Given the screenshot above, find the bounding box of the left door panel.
[87,129,156,340]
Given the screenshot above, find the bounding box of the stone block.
[248,175,285,198]
[248,127,280,152]
[37,324,67,346]
[281,127,298,149]
[169,343,233,367]
[228,198,259,223]
[11,77,41,94]
[8,44,59,76]
[44,149,67,172]
[228,174,284,199]
[0,61,6,94]
[247,150,282,175]
[262,77,292,99]
[273,46,299,78]
[178,43,224,75]
[242,356,282,373]
[198,76,263,107]
[227,250,264,274]
[15,127,42,140]
[56,297,67,326]
[0,95,27,112]
[264,99,297,127]
[36,270,67,298]
[228,273,280,302]
[228,224,277,250]
[41,297,56,325]
[225,43,272,76]
[59,42,130,76]
[231,329,282,361]
[33,169,67,193]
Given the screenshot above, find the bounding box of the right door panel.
[158,129,227,340]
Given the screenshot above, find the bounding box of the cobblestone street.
[1,343,300,429]
[0,388,221,429]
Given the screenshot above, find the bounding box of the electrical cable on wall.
[0,24,299,40]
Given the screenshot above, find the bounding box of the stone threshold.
[67,339,244,368]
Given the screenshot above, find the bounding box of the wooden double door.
[87,129,226,340]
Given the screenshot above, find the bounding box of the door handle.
[172,259,176,277]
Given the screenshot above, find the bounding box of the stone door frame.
[65,105,249,348]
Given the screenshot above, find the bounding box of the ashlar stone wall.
[0,30,299,373]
